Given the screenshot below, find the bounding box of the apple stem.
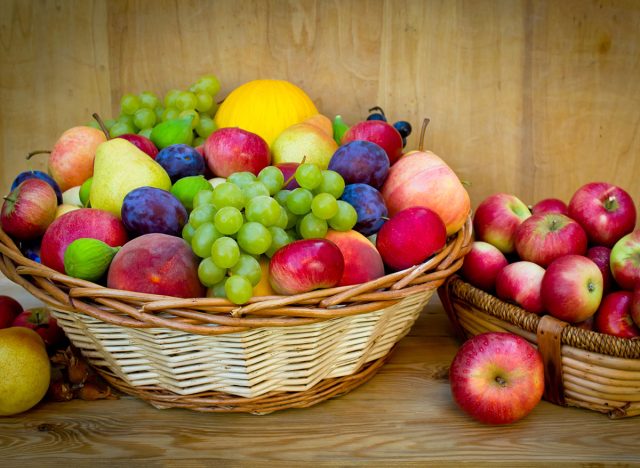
[495,375,507,387]
[2,195,16,203]
[604,195,618,212]
[418,118,430,152]
[92,113,111,140]
[26,150,51,160]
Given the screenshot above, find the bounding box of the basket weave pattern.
[0,217,472,413]
[439,276,640,419]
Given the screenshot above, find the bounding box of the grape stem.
[92,113,111,140]
[368,106,386,118]
[418,118,430,152]
[26,150,51,160]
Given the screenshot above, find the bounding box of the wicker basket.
[0,217,472,414]
[439,275,640,419]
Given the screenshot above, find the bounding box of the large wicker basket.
[439,275,640,419]
[0,218,471,414]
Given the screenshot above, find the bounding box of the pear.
[90,139,172,217]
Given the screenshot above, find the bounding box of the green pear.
[90,139,172,217]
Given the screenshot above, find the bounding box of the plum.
[121,187,187,237]
[340,183,388,236]
[328,141,390,189]
[155,144,205,182]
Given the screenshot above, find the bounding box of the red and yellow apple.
[460,241,509,293]
[0,296,23,329]
[531,198,568,215]
[610,230,640,290]
[12,307,66,347]
[472,193,531,254]
[594,291,640,339]
[341,120,403,165]
[204,127,270,177]
[587,246,614,294]
[325,230,385,286]
[1,179,58,241]
[495,261,545,314]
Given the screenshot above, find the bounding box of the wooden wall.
[2,0,639,209]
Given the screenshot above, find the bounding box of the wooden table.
[1,274,638,466]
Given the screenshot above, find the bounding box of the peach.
[325,230,385,286]
[107,233,205,298]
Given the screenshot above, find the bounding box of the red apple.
[531,198,568,215]
[40,208,128,273]
[587,246,614,294]
[472,193,531,254]
[12,307,65,347]
[269,239,344,295]
[0,296,23,329]
[275,162,301,189]
[325,230,385,286]
[568,182,636,247]
[631,288,640,328]
[376,206,446,271]
[460,241,509,292]
[610,230,640,290]
[341,120,403,165]
[575,316,595,331]
[541,255,603,323]
[449,332,544,425]
[1,179,58,240]
[203,127,270,177]
[381,151,471,236]
[514,213,587,267]
[117,134,159,159]
[495,261,545,314]
[594,291,640,339]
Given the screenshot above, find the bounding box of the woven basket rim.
[444,275,640,359]
[0,215,473,335]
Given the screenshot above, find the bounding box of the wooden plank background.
[1,0,639,209]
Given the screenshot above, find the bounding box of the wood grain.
[2,0,640,209]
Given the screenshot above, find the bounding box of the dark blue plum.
[121,187,188,237]
[393,121,412,138]
[155,144,205,182]
[20,239,41,263]
[11,170,62,204]
[329,140,390,189]
[340,183,388,236]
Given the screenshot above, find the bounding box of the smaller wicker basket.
[439,276,640,419]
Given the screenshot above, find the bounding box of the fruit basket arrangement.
[440,190,640,419]
[0,77,472,413]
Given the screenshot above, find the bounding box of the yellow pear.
[271,123,338,169]
[90,139,172,217]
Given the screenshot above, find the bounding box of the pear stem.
[418,118,430,152]
[92,113,111,140]
[26,150,51,160]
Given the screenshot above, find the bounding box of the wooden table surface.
[1,274,638,467]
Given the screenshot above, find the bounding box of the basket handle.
[536,314,569,406]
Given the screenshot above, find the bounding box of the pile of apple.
[462,183,640,338]
[1,82,472,308]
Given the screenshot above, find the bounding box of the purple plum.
[121,187,187,237]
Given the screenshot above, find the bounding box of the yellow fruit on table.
[214,79,318,147]
[0,327,51,416]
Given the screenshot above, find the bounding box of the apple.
[0,296,23,329]
[1,179,58,241]
[495,261,545,314]
[449,332,544,425]
[531,198,568,215]
[48,126,107,191]
[275,162,301,189]
[117,134,159,159]
[271,122,338,169]
[269,239,344,295]
[610,230,640,290]
[541,255,603,323]
[630,288,640,328]
[203,127,270,177]
[376,206,447,271]
[568,182,636,247]
[10,170,63,205]
[594,291,640,339]
[324,230,385,286]
[472,193,531,254]
[381,151,471,236]
[514,213,587,267]
[40,208,129,273]
[460,241,509,292]
[12,307,66,347]
[341,120,404,165]
[586,246,614,294]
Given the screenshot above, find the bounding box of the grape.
[229,254,262,286]
[286,188,313,215]
[225,275,253,304]
[237,222,272,255]
[189,204,217,228]
[154,106,164,122]
[133,108,157,129]
[175,91,198,111]
[138,128,153,139]
[104,119,116,130]
[208,278,228,298]
[242,181,270,200]
[197,75,221,96]
[274,189,290,206]
[139,91,160,109]
[274,205,289,229]
[266,226,291,257]
[245,195,281,227]
[195,92,214,113]
[191,222,222,258]
[120,94,141,115]
[118,114,135,126]
[109,121,135,137]
[164,89,182,108]
[195,116,217,138]
[298,213,328,239]
[311,193,338,220]
[179,109,199,129]
[227,171,257,188]
[198,257,227,287]
[258,166,284,195]
[284,207,299,229]
[329,200,358,231]
[87,121,101,131]
[393,120,412,138]
[193,189,216,208]
[295,163,322,190]
[212,182,245,210]
[162,107,180,121]
[211,237,240,268]
[214,206,244,235]
[193,136,205,147]
[182,223,196,244]
[318,170,345,199]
